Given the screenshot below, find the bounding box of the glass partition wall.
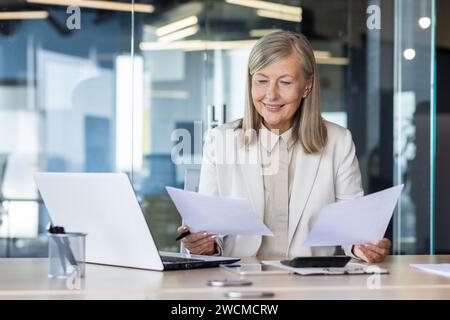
[393,0,435,254]
[0,0,435,256]
[0,1,139,256]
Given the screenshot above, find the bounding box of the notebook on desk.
[34,172,239,271]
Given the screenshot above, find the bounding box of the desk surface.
[1,255,450,299]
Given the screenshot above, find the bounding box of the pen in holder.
[47,225,86,279]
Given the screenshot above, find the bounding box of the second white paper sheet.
[303,185,404,246]
[166,187,273,236]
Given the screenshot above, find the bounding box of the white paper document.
[303,185,404,246]
[165,187,273,236]
[410,264,450,277]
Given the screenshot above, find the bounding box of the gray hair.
[238,31,327,154]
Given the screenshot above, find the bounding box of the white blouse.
[257,125,297,257]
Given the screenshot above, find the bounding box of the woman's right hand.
[177,225,217,255]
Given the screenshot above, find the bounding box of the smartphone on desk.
[222,263,291,275]
[207,279,252,287]
[225,291,275,298]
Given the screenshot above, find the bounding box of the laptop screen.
[35,172,165,270]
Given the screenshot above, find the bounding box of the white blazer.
[198,120,363,257]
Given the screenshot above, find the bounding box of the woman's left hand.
[352,238,391,263]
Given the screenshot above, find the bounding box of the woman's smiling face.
[251,53,310,133]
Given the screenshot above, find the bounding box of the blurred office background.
[0,0,447,257]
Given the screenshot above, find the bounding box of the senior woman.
[177,31,390,263]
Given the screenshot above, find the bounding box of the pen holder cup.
[48,232,87,279]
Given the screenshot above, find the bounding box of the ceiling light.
[403,49,416,60]
[256,9,301,22]
[315,57,348,65]
[249,29,281,37]
[313,51,332,59]
[140,40,349,66]
[156,16,198,37]
[140,40,258,51]
[226,0,301,16]
[26,0,154,13]
[0,11,49,20]
[418,17,431,29]
[158,25,199,43]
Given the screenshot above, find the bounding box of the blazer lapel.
[287,148,323,247]
[238,139,264,219]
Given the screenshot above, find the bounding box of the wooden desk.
[1,255,450,299]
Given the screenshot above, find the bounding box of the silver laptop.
[34,172,239,271]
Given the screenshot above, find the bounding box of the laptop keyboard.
[161,255,203,264]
